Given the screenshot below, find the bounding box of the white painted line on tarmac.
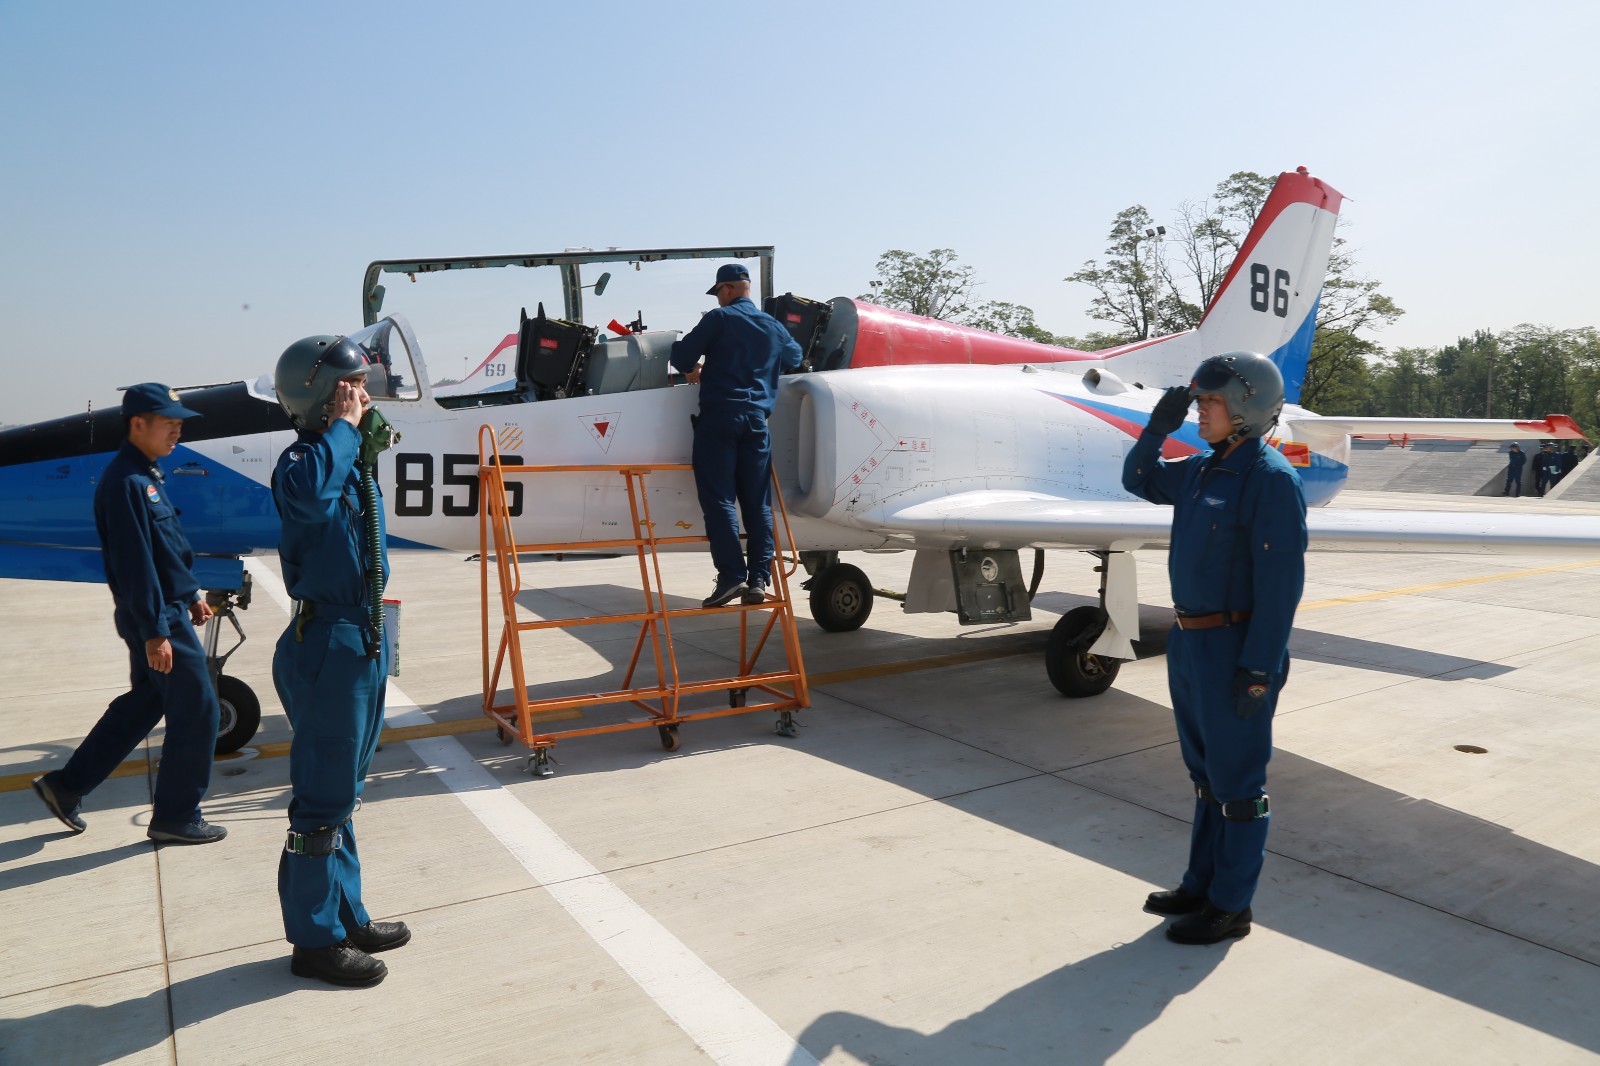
[244,558,817,1066]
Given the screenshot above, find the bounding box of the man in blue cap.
[670,264,804,607]
[32,383,226,845]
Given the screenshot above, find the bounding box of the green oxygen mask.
[357,406,400,468]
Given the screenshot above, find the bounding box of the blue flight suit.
[272,420,390,948]
[670,297,804,586]
[1535,448,1554,495]
[59,440,218,824]
[1123,432,1307,912]
[1504,447,1525,496]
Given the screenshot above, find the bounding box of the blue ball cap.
[707,263,751,295]
[122,382,203,420]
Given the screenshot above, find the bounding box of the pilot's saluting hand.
[327,379,367,430]
[1146,386,1193,436]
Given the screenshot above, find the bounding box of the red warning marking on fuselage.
[584,413,621,453]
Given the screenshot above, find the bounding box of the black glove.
[1233,669,1274,720]
[1146,386,1193,436]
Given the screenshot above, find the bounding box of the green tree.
[862,249,977,321]
[863,249,1075,347]
[964,300,1071,346]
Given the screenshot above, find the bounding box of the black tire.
[214,674,262,755]
[1046,606,1121,698]
[809,563,874,632]
[659,725,681,752]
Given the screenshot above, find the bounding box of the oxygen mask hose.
[355,406,398,661]
[360,461,384,659]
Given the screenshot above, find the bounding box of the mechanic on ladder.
[270,335,409,987]
[671,264,804,608]
[1123,351,1307,945]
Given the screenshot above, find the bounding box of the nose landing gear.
[203,573,262,755]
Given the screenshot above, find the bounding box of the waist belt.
[1175,610,1252,630]
[293,600,372,642]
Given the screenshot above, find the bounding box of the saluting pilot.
[1123,351,1307,945]
[32,383,226,845]
[271,335,407,987]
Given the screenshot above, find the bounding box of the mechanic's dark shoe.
[1144,887,1206,916]
[147,816,227,845]
[291,939,387,987]
[1166,904,1252,944]
[348,920,411,953]
[741,579,769,605]
[702,577,747,608]
[32,772,86,834]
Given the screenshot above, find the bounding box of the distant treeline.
[1313,326,1600,436]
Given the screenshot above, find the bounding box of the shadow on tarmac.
[790,926,1225,1066]
[1,957,297,1063]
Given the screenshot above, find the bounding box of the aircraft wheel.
[1046,606,1120,698]
[214,675,262,755]
[809,563,874,632]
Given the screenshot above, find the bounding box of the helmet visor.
[1191,359,1253,396]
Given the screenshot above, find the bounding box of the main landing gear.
[203,573,262,755]
[1046,606,1119,697]
[800,552,874,632]
[803,547,1137,698]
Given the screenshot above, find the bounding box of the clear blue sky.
[3,0,1597,421]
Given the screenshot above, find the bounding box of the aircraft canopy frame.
[362,246,777,328]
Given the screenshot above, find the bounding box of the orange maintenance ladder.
[476,426,810,776]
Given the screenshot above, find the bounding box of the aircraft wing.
[1286,414,1587,449]
[870,491,1600,556]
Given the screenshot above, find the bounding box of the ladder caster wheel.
[529,750,555,777]
[774,714,799,738]
[659,725,681,752]
[497,725,513,746]
[729,688,748,708]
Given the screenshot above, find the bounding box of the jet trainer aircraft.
[4,168,1595,753]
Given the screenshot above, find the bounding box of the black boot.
[348,920,411,953]
[1144,887,1206,916]
[1166,904,1252,945]
[32,772,86,833]
[291,939,388,987]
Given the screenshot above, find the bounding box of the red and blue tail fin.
[1091,168,1343,404]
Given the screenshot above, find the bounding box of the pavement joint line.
[241,558,819,1066]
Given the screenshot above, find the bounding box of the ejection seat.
[516,304,597,401]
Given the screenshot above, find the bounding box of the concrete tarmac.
[5,489,1600,1064]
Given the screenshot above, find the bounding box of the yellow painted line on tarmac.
[13,559,1597,797]
[0,708,584,795]
[808,646,1035,687]
[1297,557,1600,612]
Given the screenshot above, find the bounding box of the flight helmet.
[273,335,374,431]
[1187,350,1284,441]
